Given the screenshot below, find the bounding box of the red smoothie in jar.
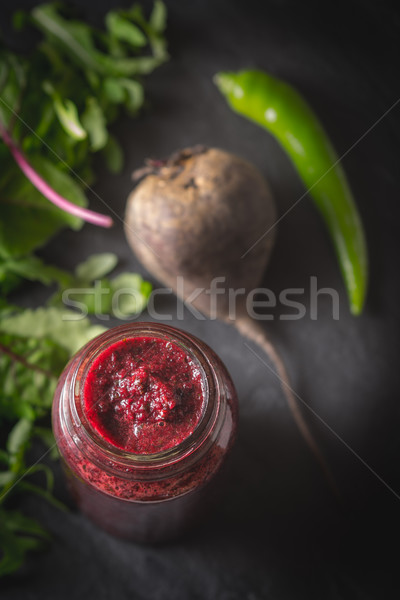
[52,323,238,542]
[84,337,205,455]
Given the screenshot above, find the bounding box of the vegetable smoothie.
[52,324,238,541]
[83,336,206,454]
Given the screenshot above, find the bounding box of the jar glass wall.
[52,322,238,542]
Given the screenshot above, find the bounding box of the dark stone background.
[2,0,400,597]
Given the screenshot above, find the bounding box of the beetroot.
[125,146,336,492]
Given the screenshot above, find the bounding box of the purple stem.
[0,123,113,228]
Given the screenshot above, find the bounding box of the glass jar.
[52,322,238,543]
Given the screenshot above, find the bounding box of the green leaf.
[0,80,19,130]
[0,54,26,122]
[31,3,168,79]
[7,419,32,456]
[96,54,165,77]
[0,266,21,296]
[5,510,50,538]
[0,0,168,577]
[12,10,28,31]
[53,97,87,141]
[75,252,118,281]
[140,280,153,298]
[0,156,87,258]
[63,279,113,315]
[106,12,147,47]
[0,332,68,425]
[101,134,124,173]
[48,262,151,318]
[55,271,152,318]
[0,450,10,465]
[119,79,144,113]
[101,77,144,113]
[110,272,152,317]
[1,255,72,288]
[122,2,168,60]
[0,509,49,577]
[23,100,54,150]
[31,4,102,74]
[0,472,14,486]
[102,77,126,103]
[0,60,10,97]
[81,97,108,151]
[0,307,105,355]
[150,1,167,33]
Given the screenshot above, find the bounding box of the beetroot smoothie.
[52,323,238,542]
[83,337,205,455]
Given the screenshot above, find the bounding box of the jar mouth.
[67,323,219,468]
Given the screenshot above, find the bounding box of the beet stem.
[0,123,113,228]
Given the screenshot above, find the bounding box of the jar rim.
[64,322,221,470]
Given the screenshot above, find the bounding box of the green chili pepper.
[214,69,368,315]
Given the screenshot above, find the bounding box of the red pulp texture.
[83,336,205,454]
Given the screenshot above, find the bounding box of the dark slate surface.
[2,0,400,597]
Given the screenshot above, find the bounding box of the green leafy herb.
[0,1,168,262]
[0,253,152,575]
[0,509,50,577]
[101,134,124,174]
[0,307,106,355]
[105,12,148,47]
[47,252,153,319]
[0,0,164,576]
[75,252,118,281]
[0,307,104,575]
[52,96,88,141]
[109,272,153,317]
[0,156,87,260]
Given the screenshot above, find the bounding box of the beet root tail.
[233,314,340,500]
